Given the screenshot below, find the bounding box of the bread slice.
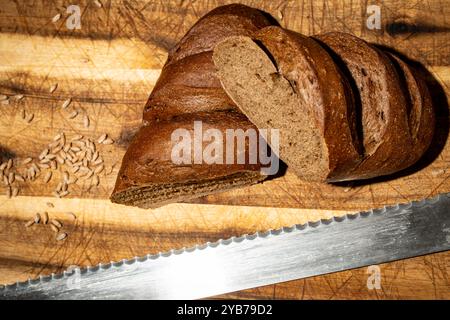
[385,53,435,168]
[213,28,361,182]
[314,32,413,179]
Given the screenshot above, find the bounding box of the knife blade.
[1,193,449,300]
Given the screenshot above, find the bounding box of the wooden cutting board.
[0,0,449,299]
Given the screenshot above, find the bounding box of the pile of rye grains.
[1,85,116,242]
[0,131,114,199]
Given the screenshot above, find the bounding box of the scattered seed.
[85,170,94,179]
[52,13,61,23]
[76,150,86,160]
[56,232,67,241]
[53,191,60,198]
[34,213,41,224]
[25,113,34,123]
[38,163,50,169]
[42,212,49,224]
[94,0,102,8]
[53,133,61,141]
[31,163,40,173]
[50,219,62,228]
[62,98,72,109]
[39,148,49,160]
[62,182,68,192]
[15,174,25,182]
[7,159,13,170]
[59,190,69,197]
[25,219,35,228]
[277,9,283,20]
[0,163,6,170]
[46,202,54,208]
[97,133,107,144]
[68,110,78,119]
[71,166,80,174]
[71,135,83,141]
[94,164,104,174]
[83,114,90,128]
[59,150,67,158]
[88,140,96,152]
[48,141,59,149]
[50,224,59,233]
[28,168,36,180]
[12,187,19,197]
[70,146,81,152]
[49,83,58,93]
[22,157,33,165]
[3,175,9,186]
[45,154,56,160]
[71,160,82,167]
[92,175,99,186]
[63,143,71,153]
[67,176,78,184]
[56,155,65,164]
[51,145,63,154]
[65,212,77,220]
[431,168,445,177]
[44,171,52,183]
[13,94,24,100]
[6,187,11,198]
[8,172,15,184]
[93,158,103,165]
[82,158,88,167]
[102,138,114,145]
[0,94,7,101]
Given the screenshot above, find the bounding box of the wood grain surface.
[0,0,449,299]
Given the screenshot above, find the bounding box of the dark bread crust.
[111,4,273,208]
[111,111,265,208]
[143,51,237,123]
[315,32,414,179]
[385,53,435,168]
[254,26,362,181]
[167,4,271,65]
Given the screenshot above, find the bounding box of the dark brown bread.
[385,53,435,168]
[111,4,273,208]
[215,29,434,182]
[315,32,417,179]
[167,5,271,65]
[213,27,362,182]
[111,112,265,208]
[143,51,237,123]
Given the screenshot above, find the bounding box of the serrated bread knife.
[1,193,449,299]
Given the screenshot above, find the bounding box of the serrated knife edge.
[1,193,449,299]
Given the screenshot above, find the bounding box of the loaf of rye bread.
[213,27,434,181]
[110,4,274,208]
